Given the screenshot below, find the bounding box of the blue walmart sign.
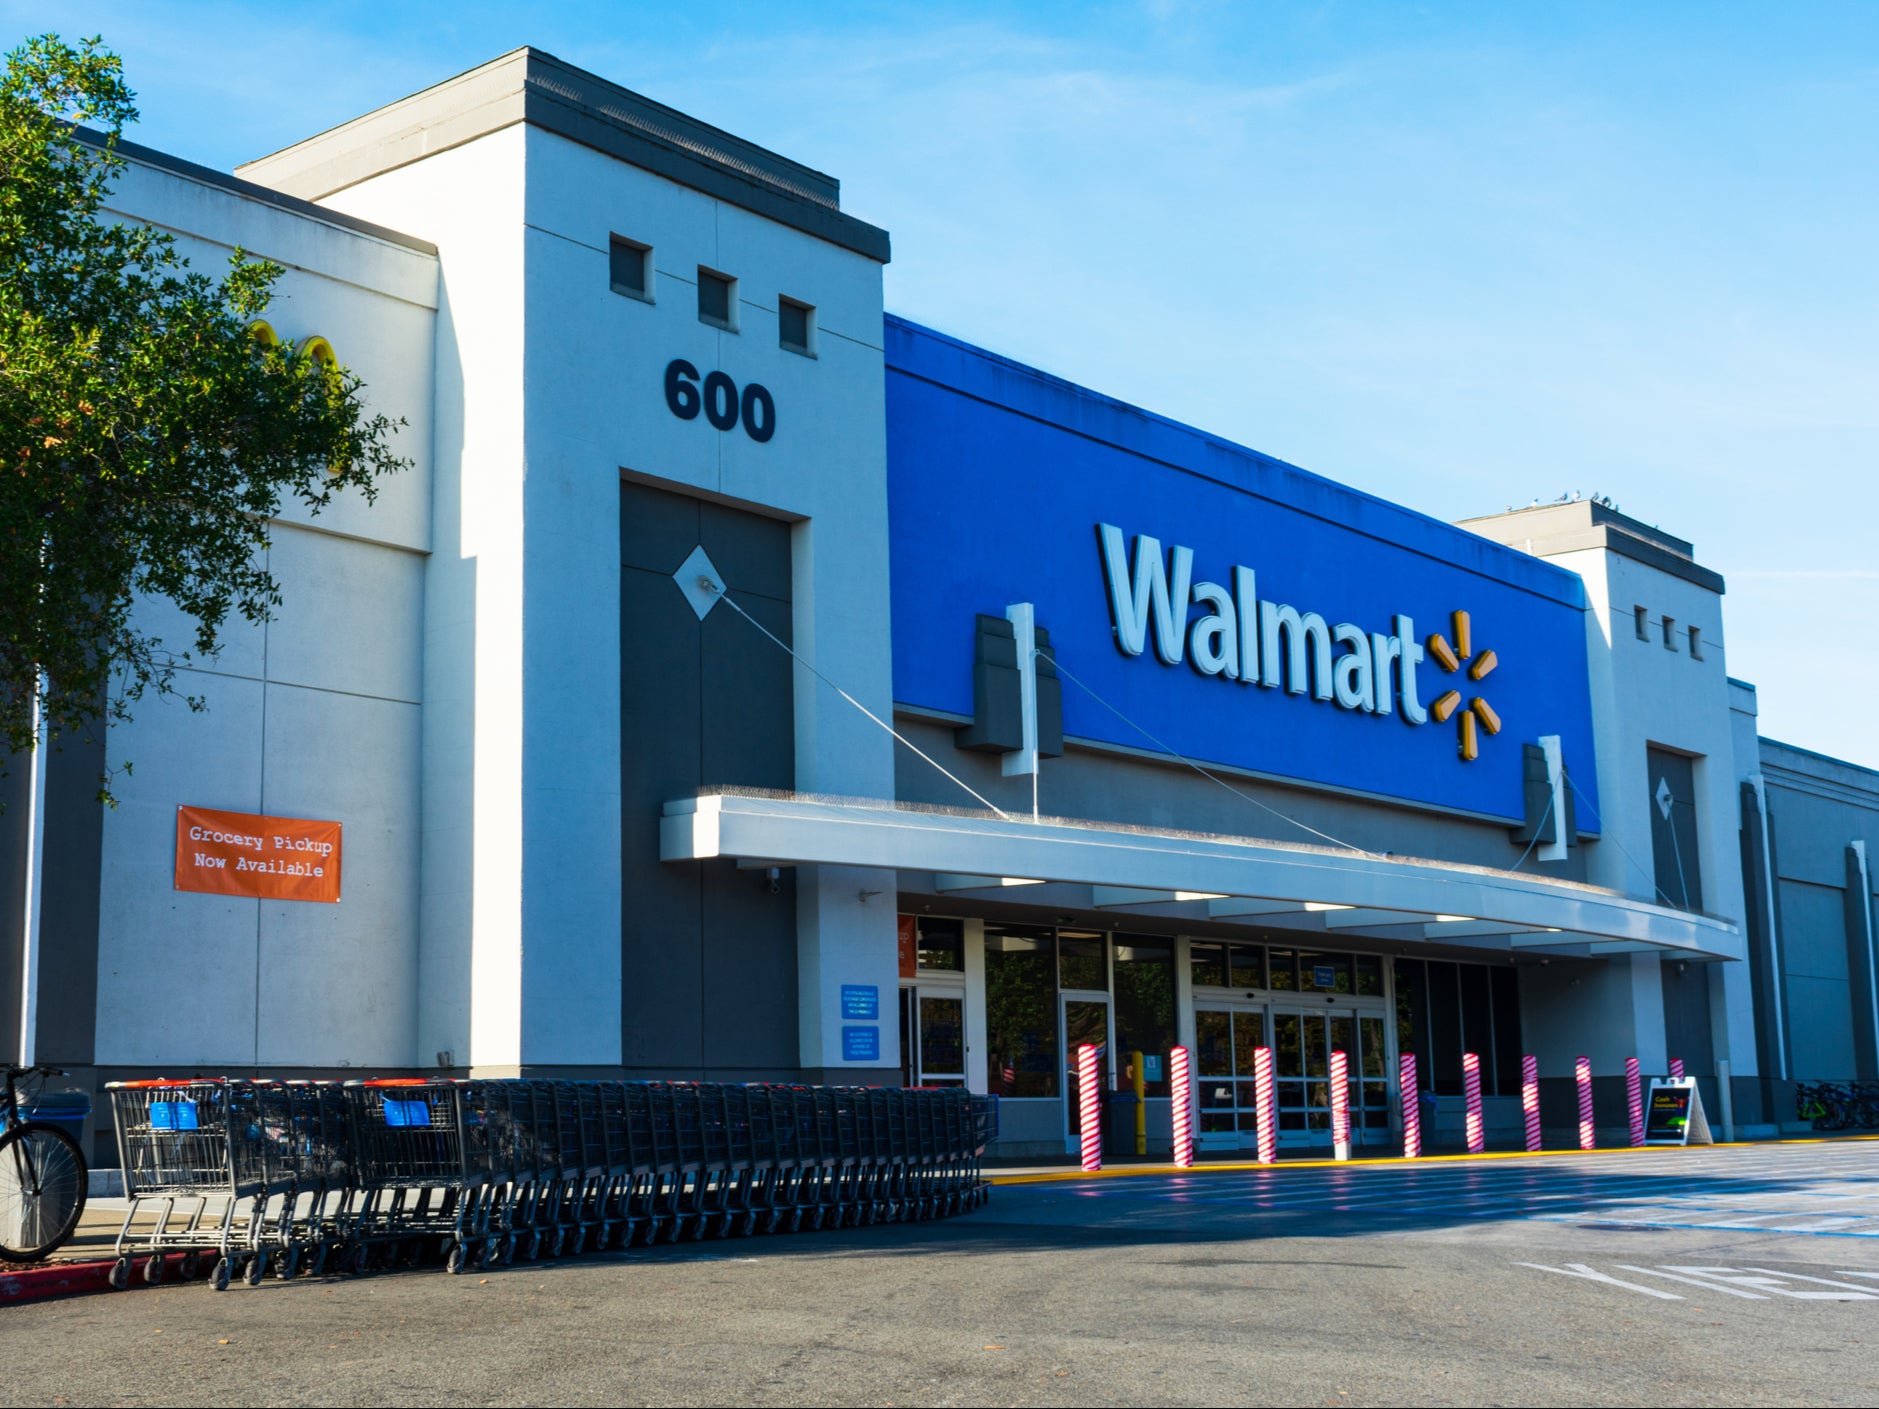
[884,317,1599,827]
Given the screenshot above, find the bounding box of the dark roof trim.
[1458,502,1725,595]
[238,49,889,264]
[1760,736,1879,791]
[72,124,438,256]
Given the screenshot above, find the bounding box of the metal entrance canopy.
[662,792,1740,960]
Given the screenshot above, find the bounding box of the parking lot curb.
[988,1131,1879,1185]
[0,1258,127,1307]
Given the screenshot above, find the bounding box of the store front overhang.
[661,793,1740,960]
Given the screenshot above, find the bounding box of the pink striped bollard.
[1625,1057,1644,1146]
[1669,1057,1685,1081]
[1170,1046,1195,1168]
[1077,1044,1102,1171]
[1399,1052,1421,1158]
[1575,1055,1595,1150]
[1521,1054,1541,1152]
[1253,1047,1278,1164]
[1330,1049,1352,1159]
[1463,1052,1485,1154]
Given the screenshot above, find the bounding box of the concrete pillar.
[797,863,900,1081]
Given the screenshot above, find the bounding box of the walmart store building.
[4,50,1876,1160]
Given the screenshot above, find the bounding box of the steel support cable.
[1564,773,1681,908]
[1045,652,1379,859]
[708,585,1010,819]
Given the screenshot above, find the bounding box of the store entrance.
[1061,994,1112,1150]
[1193,1003,1264,1150]
[1196,1004,1393,1150]
[897,985,966,1088]
[1270,1007,1393,1148]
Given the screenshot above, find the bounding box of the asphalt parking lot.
[6,1140,1879,1407]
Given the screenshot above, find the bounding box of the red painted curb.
[0,1258,122,1306]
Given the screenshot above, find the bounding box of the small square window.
[698,268,736,330]
[1634,606,1651,641]
[609,237,651,301]
[1688,625,1705,660]
[1662,616,1677,651]
[779,296,815,356]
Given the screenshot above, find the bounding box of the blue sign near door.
[840,984,880,1020]
[1312,964,1337,990]
[842,1025,880,1061]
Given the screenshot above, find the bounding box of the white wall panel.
[94,673,265,1067]
[254,684,420,1067]
[263,526,424,704]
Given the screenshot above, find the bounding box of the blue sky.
[12,1,1877,766]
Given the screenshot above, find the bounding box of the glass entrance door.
[1193,1005,1266,1149]
[1062,996,1112,1146]
[1271,1008,1393,1147]
[898,984,967,1087]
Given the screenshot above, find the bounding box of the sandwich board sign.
[1643,1077,1713,1146]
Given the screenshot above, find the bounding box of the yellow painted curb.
[988,1131,1879,1186]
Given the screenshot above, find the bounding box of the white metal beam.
[662,794,1740,957]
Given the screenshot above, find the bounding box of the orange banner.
[174,805,343,904]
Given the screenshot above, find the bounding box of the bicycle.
[1794,1081,1840,1131]
[0,1065,89,1262]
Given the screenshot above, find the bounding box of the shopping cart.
[107,1080,294,1291]
[342,1079,506,1274]
[104,1077,995,1289]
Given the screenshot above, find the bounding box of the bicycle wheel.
[0,1122,88,1262]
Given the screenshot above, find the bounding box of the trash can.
[21,1090,91,1148]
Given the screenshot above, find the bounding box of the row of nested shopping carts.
[105,1079,996,1292]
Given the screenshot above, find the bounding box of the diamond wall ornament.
[1655,775,1674,820]
[673,545,728,621]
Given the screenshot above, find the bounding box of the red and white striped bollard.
[1521,1054,1541,1152]
[1330,1049,1351,1160]
[1669,1057,1685,1081]
[1170,1046,1194,1168]
[1253,1046,1278,1164]
[1625,1056,1644,1146]
[1462,1052,1485,1154]
[1399,1052,1421,1158]
[1077,1043,1102,1171]
[1575,1055,1594,1150]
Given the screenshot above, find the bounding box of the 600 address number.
[664,359,775,444]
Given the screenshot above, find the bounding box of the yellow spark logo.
[1425,610,1501,762]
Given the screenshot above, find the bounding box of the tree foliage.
[0,34,407,797]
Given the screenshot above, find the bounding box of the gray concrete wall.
[1757,738,1879,1081]
[891,715,1587,879]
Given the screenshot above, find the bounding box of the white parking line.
[1518,1261,1879,1301]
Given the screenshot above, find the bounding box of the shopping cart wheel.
[245,1253,267,1287]
[445,1243,467,1275]
[107,1256,131,1291]
[278,1247,301,1281]
[211,1258,232,1293]
[142,1253,165,1286]
[737,1212,757,1237]
[309,1243,330,1278]
[178,1251,202,1281]
[523,1230,541,1261]
[345,1243,368,1277]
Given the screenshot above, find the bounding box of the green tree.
[0,34,407,798]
